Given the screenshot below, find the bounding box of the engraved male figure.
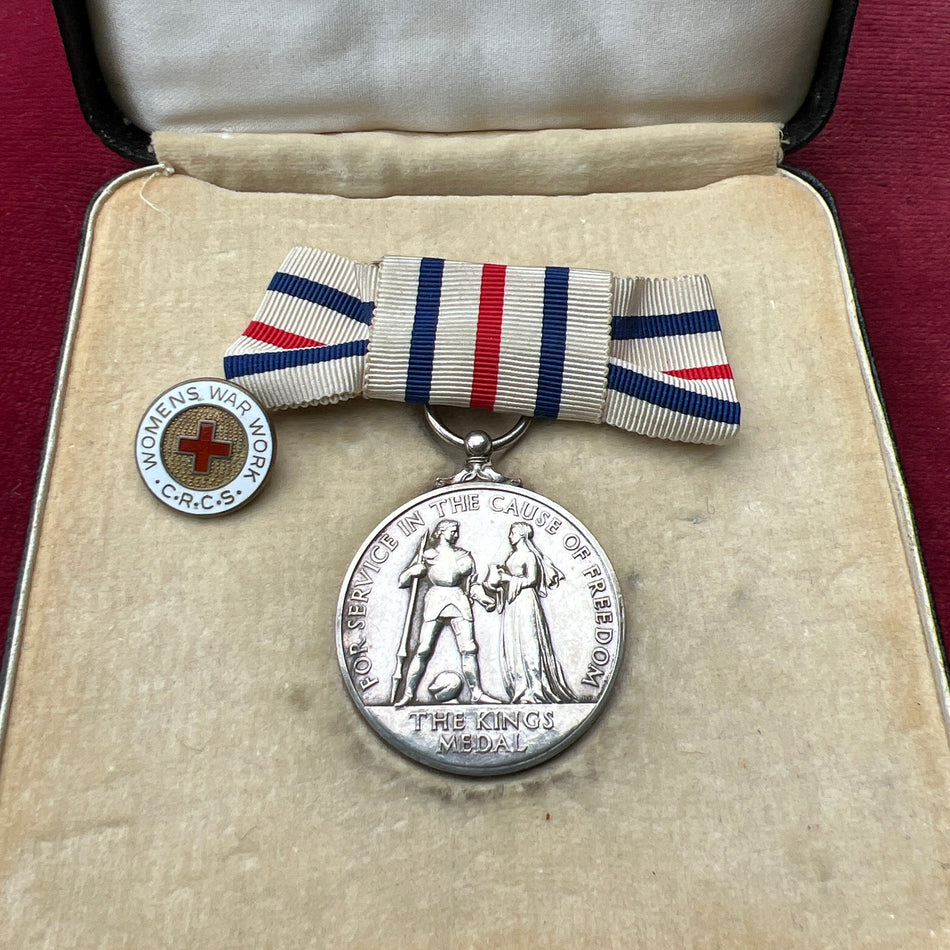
[394,519,501,706]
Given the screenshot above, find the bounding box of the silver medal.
[336,413,624,776]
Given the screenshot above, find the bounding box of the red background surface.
[2,3,948,677]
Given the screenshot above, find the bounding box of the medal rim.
[134,377,276,517]
[335,480,625,777]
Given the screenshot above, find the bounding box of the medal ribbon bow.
[224,247,739,444]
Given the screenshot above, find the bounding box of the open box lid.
[55,0,857,164]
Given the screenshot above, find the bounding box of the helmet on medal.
[427,670,464,704]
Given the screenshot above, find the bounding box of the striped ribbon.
[224,247,739,444]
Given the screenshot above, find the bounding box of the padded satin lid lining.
[87,0,832,135]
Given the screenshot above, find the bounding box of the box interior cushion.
[88,0,832,134]
[1,168,949,944]
[152,123,783,197]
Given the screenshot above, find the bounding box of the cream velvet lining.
[90,0,831,134]
[154,123,783,196]
[2,172,949,944]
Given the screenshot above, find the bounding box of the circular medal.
[336,479,624,776]
[135,378,275,515]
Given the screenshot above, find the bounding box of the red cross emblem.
[177,420,232,474]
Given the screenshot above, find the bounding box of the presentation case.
[2,1,949,945]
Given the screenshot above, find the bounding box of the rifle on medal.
[391,529,430,704]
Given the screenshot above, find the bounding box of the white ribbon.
[224,247,740,444]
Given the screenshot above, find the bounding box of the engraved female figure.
[485,522,577,704]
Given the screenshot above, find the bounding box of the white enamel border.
[134,377,274,516]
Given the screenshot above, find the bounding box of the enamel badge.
[135,378,275,515]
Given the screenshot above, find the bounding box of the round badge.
[135,379,275,515]
[336,482,624,776]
